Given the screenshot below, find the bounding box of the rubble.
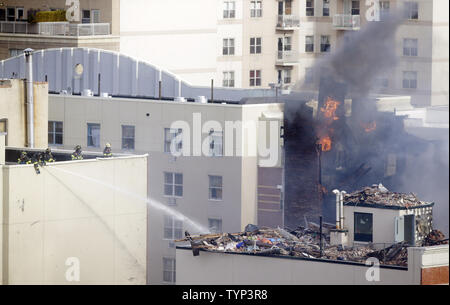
[176,225,421,267]
[422,230,449,247]
[343,184,432,208]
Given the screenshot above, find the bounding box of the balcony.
[332,14,360,30]
[0,21,111,36]
[276,15,300,30]
[276,51,298,66]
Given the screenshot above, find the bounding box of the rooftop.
[343,184,435,210]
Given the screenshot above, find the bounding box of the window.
[0,9,6,21]
[223,38,235,55]
[354,212,373,242]
[278,70,291,84]
[250,37,262,54]
[164,172,183,197]
[250,1,263,18]
[323,0,330,16]
[320,35,331,52]
[92,9,100,23]
[208,219,223,233]
[403,71,417,89]
[164,215,183,240]
[87,123,100,147]
[208,130,223,156]
[48,121,63,145]
[209,175,223,200]
[222,71,235,87]
[404,2,418,20]
[403,38,418,56]
[223,1,236,18]
[305,36,314,52]
[164,128,183,154]
[122,125,135,150]
[306,0,314,16]
[0,118,7,145]
[82,10,91,23]
[9,49,24,57]
[249,70,261,87]
[163,258,176,283]
[17,7,24,20]
[7,7,15,21]
[351,1,360,15]
[379,1,390,20]
[304,67,314,84]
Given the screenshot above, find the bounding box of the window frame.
[403,38,418,57]
[404,1,419,20]
[209,175,223,201]
[82,9,91,23]
[164,128,183,154]
[121,125,135,150]
[250,1,263,18]
[354,212,373,243]
[164,172,183,198]
[162,257,176,283]
[403,71,417,89]
[223,1,236,19]
[222,71,235,88]
[163,215,183,241]
[323,0,330,17]
[305,35,314,53]
[48,121,64,146]
[249,70,262,87]
[320,35,331,53]
[351,0,360,16]
[87,123,101,148]
[207,130,224,157]
[0,118,8,146]
[222,38,235,56]
[250,37,262,54]
[306,0,314,17]
[208,218,223,233]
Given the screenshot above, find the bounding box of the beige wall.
[176,244,449,285]
[1,155,147,285]
[48,94,284,284]
[0,79,48,149]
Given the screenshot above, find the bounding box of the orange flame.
[318,136,332,152]
[317,97,341,152]
[320,97,341,121]
[362,121,377,133]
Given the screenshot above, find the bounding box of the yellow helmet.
[106,143,111,148]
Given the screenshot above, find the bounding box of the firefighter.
[43,148,55,163]
[17,151,31,164]
[71,145,83,160]
[31,152,45,174]
[103,143,113,158]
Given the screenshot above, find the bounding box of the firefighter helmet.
[106,143,111,148]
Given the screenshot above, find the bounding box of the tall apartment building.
[1,0,447,107]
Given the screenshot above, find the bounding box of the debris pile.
[177,225,411,266]
[344,184,432,208]
[422,230,449,247]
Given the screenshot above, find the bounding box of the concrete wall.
[0,155,147,284]
[176,244,449,285]
[0,79,48,149]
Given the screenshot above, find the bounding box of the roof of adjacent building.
[343,184,435,210]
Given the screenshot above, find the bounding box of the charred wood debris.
[176,185,447,267]
[177,226,447,267]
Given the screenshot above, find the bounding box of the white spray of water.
[46,165,210,234]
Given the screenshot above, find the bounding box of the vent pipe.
[340,191,347,229]
[24,48,34,149]
[332,189,340,229]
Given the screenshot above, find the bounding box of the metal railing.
[276,50,298,64]
[0,21,110,36]
[332,14,361,30]
[276,15,300,29]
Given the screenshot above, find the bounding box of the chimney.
[24,48,34,149]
